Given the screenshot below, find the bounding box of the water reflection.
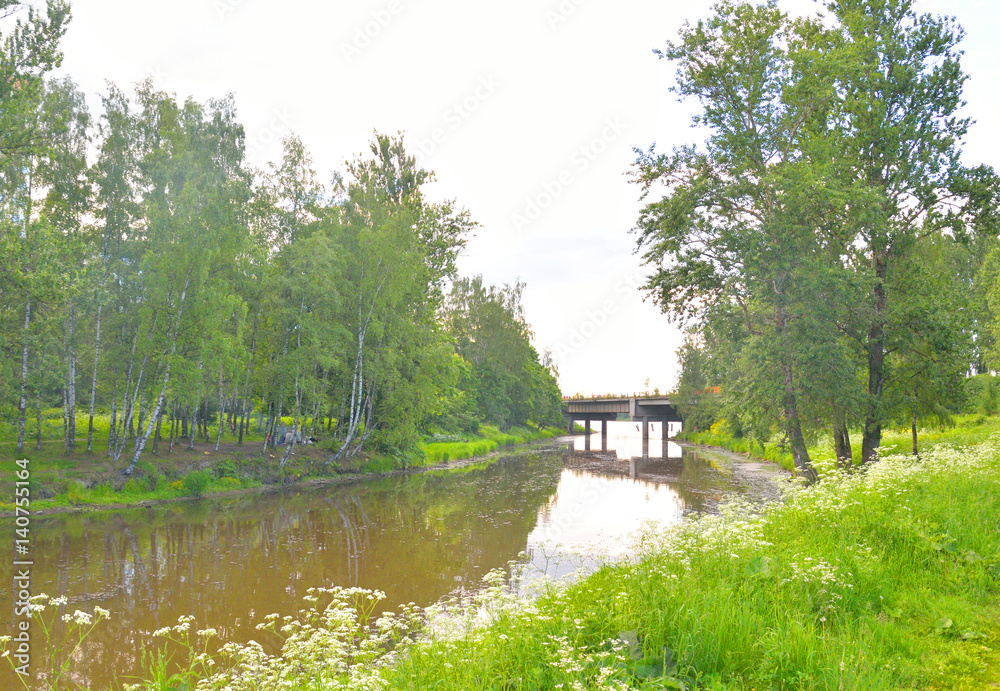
[0,434,784,689]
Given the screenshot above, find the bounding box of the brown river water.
[1,425,786,689]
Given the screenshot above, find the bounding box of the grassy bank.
[377,435,1000,690]
[0,414,561,514]
[23,422,990,690]
[680,414,1000,475]
[419,424,562,464]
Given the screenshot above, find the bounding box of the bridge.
[563,395,683,448]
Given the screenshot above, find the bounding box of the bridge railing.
[562,392,677,401]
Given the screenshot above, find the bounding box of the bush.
[121,478,145,495]
[181,470,212,497]
[134,459,157,476]
[215,459,238,479]
[965,374,1000,415]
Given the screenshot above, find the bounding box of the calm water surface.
[1,424,785,689]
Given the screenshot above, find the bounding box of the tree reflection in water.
[0,442,785,689]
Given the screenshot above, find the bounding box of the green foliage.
[181,470,212,497]
[966,374,1000,416]
[443,276,564,433]
[420,425,558,465]
[0,86,560,471]
[638,0,996,469]
[215,458,239,479]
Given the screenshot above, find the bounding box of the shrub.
[121,478,145,495]
[181,470,212,497]
[134,459,157,476]
[215,459,238,479]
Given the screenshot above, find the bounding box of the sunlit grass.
[383,436,1000,690]
[680,414,1000,475]
[420,424,560,464]
[40,431,997,690]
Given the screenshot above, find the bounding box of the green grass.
[680,421,798,471]
[380,432,1000,690]
[419,424,560,464]
[679,413,1000,476]
[1,414,562,514]
[12,419,1000,689]
[0,466,263,513]
[99,420,1000,690]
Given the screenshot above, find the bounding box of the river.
[1,423,786,689]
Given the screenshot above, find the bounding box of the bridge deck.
[563,396,682,422]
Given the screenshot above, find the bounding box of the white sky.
[52,0,1000,396]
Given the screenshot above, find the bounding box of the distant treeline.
[0,4,562,471]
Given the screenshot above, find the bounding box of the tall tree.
[631,1,841,480]
[828,0,981,462]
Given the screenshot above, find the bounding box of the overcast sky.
[52,0,1000,396]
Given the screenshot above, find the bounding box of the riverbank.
[679,413,1000,475]
[104,428,1000,690]
[0,423,561,517]
[378,437,1000,690]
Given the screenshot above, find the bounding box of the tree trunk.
[280,372,302,468]
[66,297,77,450]
[120,327,139,444]
[62,384,68,447]
[124,268,192,475]
[107,366,119,457]
[35,390,42,451]
[168,401,177,454]
[781,361,816,483]
[189,356,203,451]
[124,362,172,476]
[238,318,258,446]
[134,391,146,453]
[833,415,852,469]
[215,360,225,451]
[861,252,888,464]
[17,298,31,455]
[261,401,271,452]
[912,409,918,457]
[114,351,149,465]
[87,293,103,453]
[273,399,283,449]
[153,407,163,454]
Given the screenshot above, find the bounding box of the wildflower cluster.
[0,593,111,690]
[783,555,854,621]
[140,587,422,691]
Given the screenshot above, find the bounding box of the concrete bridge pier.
[640,418,671,458]
[578,418,610,452]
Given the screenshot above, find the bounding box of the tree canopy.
[634,0,999,476]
